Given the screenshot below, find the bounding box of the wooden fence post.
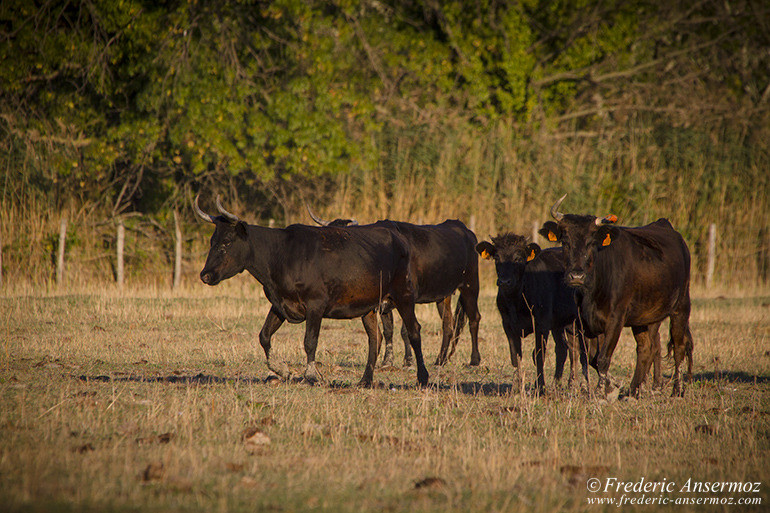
[56,218,67,286]
[532,221,540,243]
[706,223,716,288]
[116,220,125,289]
[173,210,182,289]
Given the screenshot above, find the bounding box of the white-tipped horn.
[595,214,618,226]
[193,195,215,223]
[215,195,240,223]
[306,203,330,226]
[550,193,567,221]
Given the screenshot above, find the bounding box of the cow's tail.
[445,296,467,362]
[666,327,694,382]
[684,327,694,382]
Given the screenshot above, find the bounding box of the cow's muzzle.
[496,278,511,287]
[200,270,217,285]
[567,271,586,286]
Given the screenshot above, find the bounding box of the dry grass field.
[1,281,768,512]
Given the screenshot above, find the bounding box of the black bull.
[194,195,429,387]
[476,234,591,392]
[540,195,694,397]
[306,206,481,367]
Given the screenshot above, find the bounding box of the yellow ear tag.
[527,250,536,262]
[602,233,612,246]
[548,231,557,242]
[481,249,491,260]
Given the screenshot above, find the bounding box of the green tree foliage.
[1,0,767,218]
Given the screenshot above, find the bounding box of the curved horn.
[595,214,618,226]
[193,195,215,224]
[305,203,330,226]
[215,195,240,223]
[550,193,567,221]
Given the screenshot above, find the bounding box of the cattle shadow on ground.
[78,373,518,396]
[328,380,516,396]
[76,370,768,393]
[690,371,769,385]
[77,373,269,386]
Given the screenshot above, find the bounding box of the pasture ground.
[1,282,768,512]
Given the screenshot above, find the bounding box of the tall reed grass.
[1,122,768,293]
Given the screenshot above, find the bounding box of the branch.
[533,28,737,88]
[344,13,394,96]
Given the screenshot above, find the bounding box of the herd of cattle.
[194,194,694,398]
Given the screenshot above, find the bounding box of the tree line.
[1,0,769,285]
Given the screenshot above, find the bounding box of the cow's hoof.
[381,350,394,368]
[268,360,291,379]
[303,362,324,385]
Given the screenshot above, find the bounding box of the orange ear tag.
[548,231,557,242]
[527,250,536,262]
[606,215,618,224]
[481,249,491,260]
[602,233,612,246]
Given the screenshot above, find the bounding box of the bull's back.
[383,220,478,301]
[273,225,411,319]
[607,219,690,324]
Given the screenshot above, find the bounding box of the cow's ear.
[595,225,618,247]
[476,241,496,260]
[235,221,248,239]
[539,222,561,243]
[525,243,541,262]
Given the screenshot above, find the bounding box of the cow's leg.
[532,330,548,394]
[301,309,324,384]
[399,323,414,368]
[649,322,662,390]
[564,325,577,388]
[395,302,428,386]
[668,311,692,397]
[380,308,395,367]
[552,328,568,386]
[359,310,381,387]
[434,297,453,366]
[442,296,469,365]
[433,297,453,367]
[498,306,523,390]
[630,325,656,397]
[595,319,624,396]
[501,311,522,369]
[259,306,288,378]
[565,324,589,389]
[458,285,481,366]
[579,334,593,388]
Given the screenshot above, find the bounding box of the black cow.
[476,233,590,392]
[307,206,481,367]
[540,194,694,397]
[194,195,429,387]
